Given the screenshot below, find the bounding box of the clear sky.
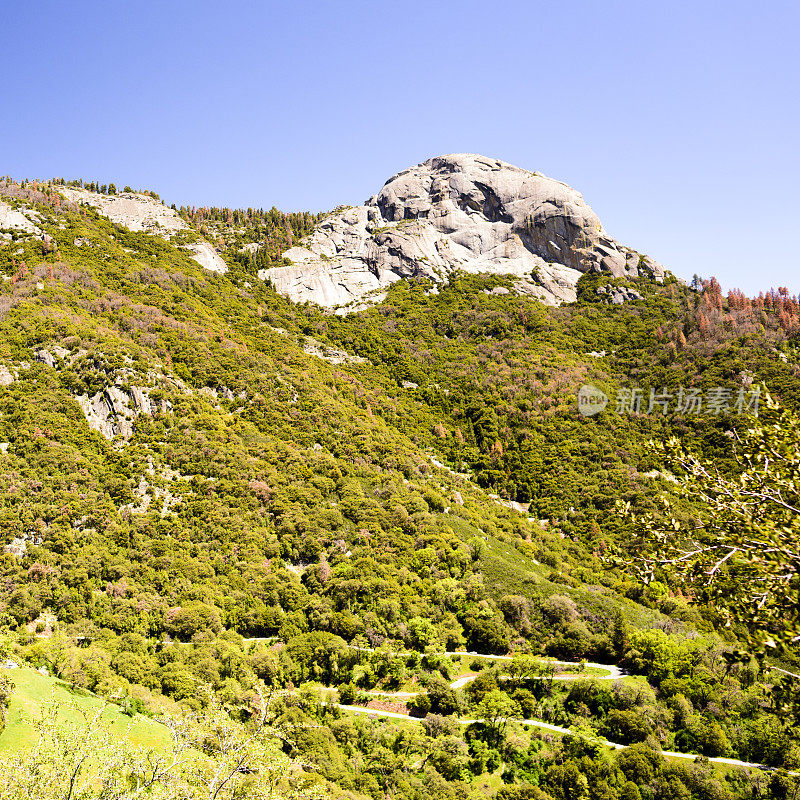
[3,0,798,295]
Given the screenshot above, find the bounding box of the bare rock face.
[184,241,228,274]
[4,537,27,559]
[0,199,43,237]
[302,336,368,365]
[261,154,664,310]
[60,188,227,274]
[76,385,167,440]
[60,188,187,234]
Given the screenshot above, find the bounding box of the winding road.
[337,646,796,774]
[350,645,626,694]
[336,704,788,772]
[369,662,624,696]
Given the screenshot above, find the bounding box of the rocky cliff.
[260,154,664,310]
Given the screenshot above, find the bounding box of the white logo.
[577,384,609,416]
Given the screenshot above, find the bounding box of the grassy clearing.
[615,674,651,689]
[563,665,611,678]
[450,653,612,679]
[0,667,169,753]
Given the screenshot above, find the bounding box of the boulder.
[596,284,644,304]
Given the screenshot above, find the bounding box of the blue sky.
[2,0,798,294]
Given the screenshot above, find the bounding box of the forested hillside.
[0,179,798,800]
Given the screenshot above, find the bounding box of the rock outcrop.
[60,188,187,234]
[184,240,227,274]
[60,188,227,274]
[302,336,368,365]
[261,154,664,310]
[0,199,43,237]
[77,385,168,440]
[33,347,180,440]
[596,284,644,304]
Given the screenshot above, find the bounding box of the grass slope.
[0,667,168,752]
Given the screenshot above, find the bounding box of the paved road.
[772,666,800,680]
[369,664,622,696]
[350,646,626,688]
[335,704,790,772]
[280,643,795,772]
[445,653,627,681]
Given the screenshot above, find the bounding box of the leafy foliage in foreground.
[625,398,800,652]
[0,682,317,800]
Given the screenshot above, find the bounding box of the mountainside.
[0,172,799,800]
[60,186,229,274]
[261,154,665,310]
